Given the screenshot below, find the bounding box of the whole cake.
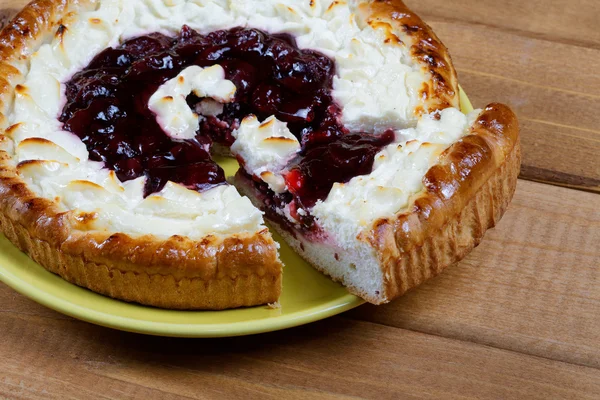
[0,0,520,309]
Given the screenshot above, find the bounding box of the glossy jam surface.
[239,130,394,231]
[285,131,395,209]
[60,27,393,222]
[60,26,342,195]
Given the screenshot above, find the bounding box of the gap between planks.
[340,313,599,373]
[518,170,600,195]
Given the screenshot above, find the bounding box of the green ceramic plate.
[0,90,473,338]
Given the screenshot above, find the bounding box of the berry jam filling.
[60,26,394,229]
[285,130,396,209]
[240,130,395,233]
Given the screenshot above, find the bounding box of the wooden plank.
[0,0,21,29]
[1,311,600,400]
[411,0,600,50]
[460,71,600,192]
[518,119,600,193]
[350,180,600,368]
[428,19,600,102]
[424,19,600,192]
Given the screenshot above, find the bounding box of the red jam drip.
[60,26,394,222]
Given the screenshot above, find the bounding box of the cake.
[0,0,520,309]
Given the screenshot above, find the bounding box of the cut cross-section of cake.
[0,0,519,309]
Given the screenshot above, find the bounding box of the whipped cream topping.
[14,140,263,238]
[311,108,481,246]
[231,115,300,193]
[148,65,236,140]
[7,0,458,240]
[8,1,266,239]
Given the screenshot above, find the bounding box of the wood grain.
[0,0,599,399]
[412,0,600,50]
[2,312,600,400]
[350,180,600,368]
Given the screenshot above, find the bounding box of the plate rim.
[0,262,365,337]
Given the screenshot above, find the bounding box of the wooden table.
[1,1,599,398]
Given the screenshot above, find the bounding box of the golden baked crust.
[357,0,460,114]
[0,0,282,310]
[365,103,520,303]
[0,0,517,309]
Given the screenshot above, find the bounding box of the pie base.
[0,211,281,310]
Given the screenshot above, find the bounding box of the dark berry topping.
[60,26,393,231]
[60,27,348,196]
[285,131,395,209]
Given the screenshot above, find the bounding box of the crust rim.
[358,0,461,114]
[367,103,521,303]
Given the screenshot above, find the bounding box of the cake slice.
[233,104,520,303]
